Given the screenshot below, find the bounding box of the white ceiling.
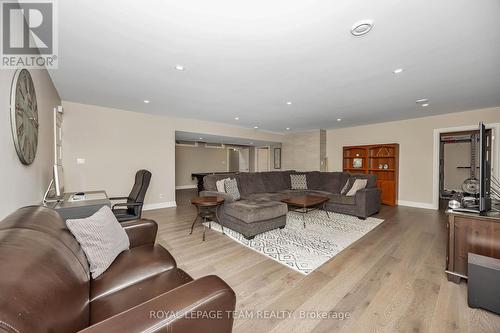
[49,0,500,132]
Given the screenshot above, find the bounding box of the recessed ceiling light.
[234,117,239,120]
[143,100,150,104]
[351,19,374,36]
[337,118,342,122]
[250,142,254,144]
[175,65,185,71]
[254,126,259,129]
[286,101,292,105]
[199,137,203,140]
[416,98,429,104]
[286,127,290,130]
[421,103,430,107]
[393,68,404,74]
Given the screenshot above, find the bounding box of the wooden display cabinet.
[343,143,399,206]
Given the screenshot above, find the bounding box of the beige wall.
[175,145,228,187]
[0,69,61,219]
[62,101,284,208]
[282,130,321,171]
[326,107,500,207]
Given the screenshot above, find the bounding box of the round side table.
[190,196,225,241]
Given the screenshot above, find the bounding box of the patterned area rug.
[203,210,384,275]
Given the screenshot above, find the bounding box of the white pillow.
[216,178,230,193]
[346,179,368,196]
[66,206,130,279]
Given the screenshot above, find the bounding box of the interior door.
[257,147,269,172]
[238,148,250,172]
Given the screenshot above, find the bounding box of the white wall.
[61,101,284,209]
[0,69,61,219]
[326,107,500,208]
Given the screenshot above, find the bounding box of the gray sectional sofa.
[200,171,381,239]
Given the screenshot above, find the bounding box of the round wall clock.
[10,69,39,165]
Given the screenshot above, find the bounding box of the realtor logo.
[1,0,58,69]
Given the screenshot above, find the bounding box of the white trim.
[175,185,197,190]
[143,201,177,211]
[398,200,435,210]
[432,123,500,211]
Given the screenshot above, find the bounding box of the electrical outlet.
[159,194,164,199]
[76,158,86,165]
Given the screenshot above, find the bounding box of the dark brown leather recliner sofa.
[0,206,236,333]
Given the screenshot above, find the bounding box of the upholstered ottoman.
[220,199,287,239]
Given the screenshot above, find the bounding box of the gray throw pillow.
[291,174,307,190]
[66,206,130,279]
[224,178,241,200]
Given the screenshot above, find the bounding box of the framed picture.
[352,158,363,168]
[274,148,281,169]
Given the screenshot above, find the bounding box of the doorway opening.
[439,129,492,210]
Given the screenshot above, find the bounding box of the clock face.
[10,69,39,165]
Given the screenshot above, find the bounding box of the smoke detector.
[351,20,374,36]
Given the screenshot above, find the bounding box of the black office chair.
[110,169,152,222]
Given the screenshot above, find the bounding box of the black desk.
[191,172,236,192]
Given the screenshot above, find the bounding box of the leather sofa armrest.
[121,219,158,248]
[78,275,236,333]
[200,190,235,203]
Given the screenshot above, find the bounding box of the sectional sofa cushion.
[290,174,307,190]
[350,173,377,188]
[318,172,348,193]
[224,179,241,200]
[281,170,295,189]
[237,172,266,195]
[224,200,288,223]
[329,194,356,205]
[261,172,288,192]
[203,173,236,191]
[304,171,321,189]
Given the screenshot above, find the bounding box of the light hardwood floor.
[143,189,500,333]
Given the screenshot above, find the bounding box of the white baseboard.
[398,200,436,210]
[175,185,197,190]
[143,201,177,211]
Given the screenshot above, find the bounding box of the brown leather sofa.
[0,206,236,333]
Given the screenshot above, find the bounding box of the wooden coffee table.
[190,196,225,241]
[281,195,330,228]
